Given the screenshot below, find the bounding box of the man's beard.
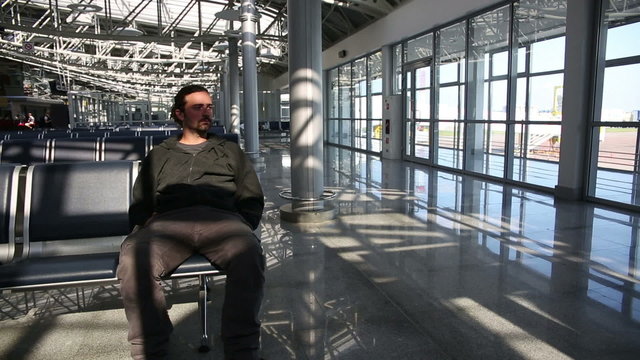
[197,117,211,129]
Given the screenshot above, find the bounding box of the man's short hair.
[171,85,209,127]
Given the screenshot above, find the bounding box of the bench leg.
[198,274,211,353]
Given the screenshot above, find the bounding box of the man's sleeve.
[128,155,156,231]
[233,147,265,230]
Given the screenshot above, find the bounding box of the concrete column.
[241,0,259,156]
[280,0,334,222]
[555,0,598,200]
[228,37,241,135]
[289,0,323,203]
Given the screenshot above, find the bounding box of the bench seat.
[0,253,221,290]
[0,160,223,352]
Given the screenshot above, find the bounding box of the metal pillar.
[280,0,334,223]
[218,73,228,128]
[228,37,241,135]
[241,0,259,156]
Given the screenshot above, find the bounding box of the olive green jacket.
[128,134,264,230]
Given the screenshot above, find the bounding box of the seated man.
[117,85,265,360]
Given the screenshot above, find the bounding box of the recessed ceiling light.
[31,36,55,43]
[212,42,229,51]
[66,13,94,26]
[67,3,103,13]
[114,27,144,36]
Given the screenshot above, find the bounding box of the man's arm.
[232,146,265,230]
[128,155,156,231]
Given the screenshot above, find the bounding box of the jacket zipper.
[187,153,197,183]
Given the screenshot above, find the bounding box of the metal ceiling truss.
[0,0,405,98]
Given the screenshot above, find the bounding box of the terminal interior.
[1,1,639,359]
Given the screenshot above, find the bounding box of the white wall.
[272,0,499,89]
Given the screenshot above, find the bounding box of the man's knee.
[224,235,265,289]
[233,235,264,267]
[117,239,164,282]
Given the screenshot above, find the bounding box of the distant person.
[18,113,36,130]
[117,84,265,360]
[23,113,36,130]
[42,111,53,128]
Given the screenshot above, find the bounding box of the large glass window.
[466,5,510,177]
[353,58,367,150]
[436,22,466,169]
[326,0,574,193]
[393,44,403,95]
[591,1,640,207]
[407,33,433,63]
[339,64,352,146]
[404,34,434,162]
[511,0,566,187]
[369,52,383,152]
[327,51,384,153]
[328,69,340,143]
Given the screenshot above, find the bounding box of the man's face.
[176,91,213,132]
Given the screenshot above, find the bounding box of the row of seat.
[0,133,239,165]
[0,125,226,140]
[0,161,222,351]
[0,136,158,164]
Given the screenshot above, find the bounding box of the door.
[404,60,433,162]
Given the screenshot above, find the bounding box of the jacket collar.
[160,133,225,152]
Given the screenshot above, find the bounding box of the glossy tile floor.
[1,139,639,359]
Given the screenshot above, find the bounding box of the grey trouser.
[116,206,265,360]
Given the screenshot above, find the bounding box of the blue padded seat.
[0,250,220,290]
[171,254,222,278]
[137,130,168,137]
[4,131,42,140]
[150,134,171,149]
[43,132,74,139]
[0,253,118,289]
[0,139,50,165]
[102,136,149,161]
[24,161,136,257]
[219,133,239,144]
[0,160,223,350]
[0,164,21,264]
[50,138,100,163]
[208,126,226,135]
[74,130,107,138]
[108,130,139,137]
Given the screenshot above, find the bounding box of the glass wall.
[511,1,566,187]
[327,51,384,153]
[590,1,640,207]
[436,22,466,170]
[465,5,511,178]
[325,0,640,211]
[398,0,566,188]
[353,58,368,151]
[369,52,383,152]
[328,68,340,144]
[339,63,352,147]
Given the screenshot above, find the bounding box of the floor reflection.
[258,142,640,359]
[0,140,638,359]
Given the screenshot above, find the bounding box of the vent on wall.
[338,50,347,58]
